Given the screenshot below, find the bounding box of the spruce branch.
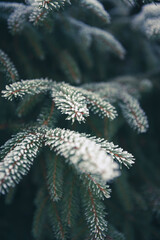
[0,2,25,14]
[61,170,79,227]
[93,138,135,168]
[37,101,56,127]
[2,78,52,100]
[80,132,135,168]
[51,83,89,123]
[46,153,64,202]
[80,89,118,120]
[2,77,148,132]
[29,7,49,26]
[7,6,31,34]
[2,80,117,123]
[81,182,108,240]
[44,127,120,182]
[0,49,19,82]
[92,27,126,59]
[52,82,117,122]
[48,201,67,240]
[79,0,110,24]
[34,0,71,10]
[23,25,46,60]
[81,173,111,200]
[83,82,149,133]
[0,129,43,194]
[64,17,126,59]
[119,92,149,133]
[58,50,82,84]
[133,3,160,39]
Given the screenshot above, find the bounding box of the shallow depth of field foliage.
[0,0,160,240]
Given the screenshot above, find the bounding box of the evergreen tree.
[0,0,160,240]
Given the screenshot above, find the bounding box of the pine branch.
[81,173,111,200]
[132,3,160,39]
[83,82,149,133]
[79,0,110,24]
[52,82,117,122]
[119,92,149,133]
[59,50,82,84]
[29,7,49,26]
[37,101,56,127]
[0,49,19,82]
[0,128,43,194]
[0,2,25,16]
[46,153,64,201]
[2,78,52,100]
[48,200,67,240]
[3,78,148,132]
[80,89,117,120]
[61,170,79,227]
[0,2,24,12]
[92,28,126,59]
[44,127,119,182]
[81,182,108,240]
[7,6,31,34]
[64,17,126,59]
[2,79,118,122]
[80,131,134,168]
[92,138,135,168]
[34,0,71,10]
[23,25,46,60]
[3,79,116,123]
[51,83,89,123]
